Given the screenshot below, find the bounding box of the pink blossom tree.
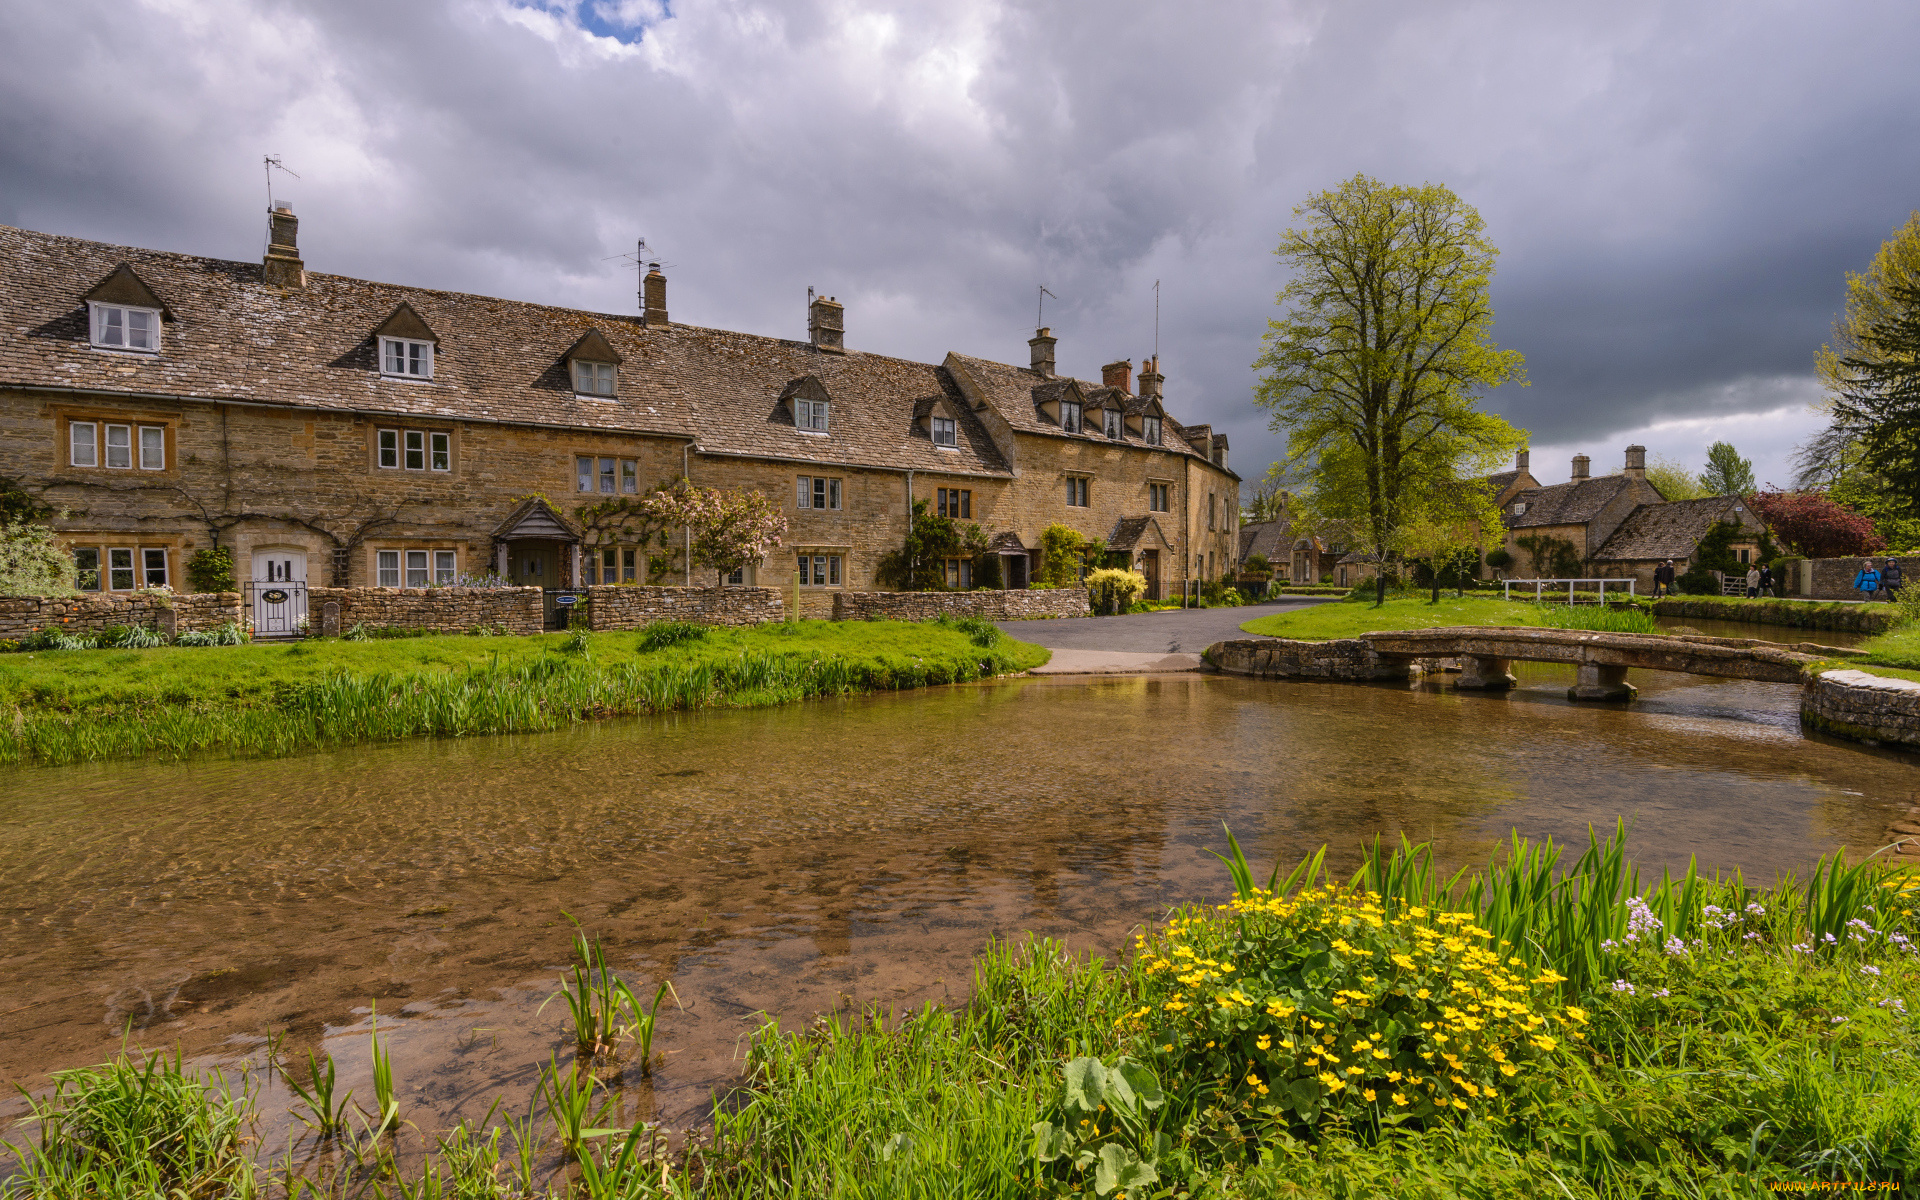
[638,481,788,586]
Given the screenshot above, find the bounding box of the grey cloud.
[3,0,1917,489]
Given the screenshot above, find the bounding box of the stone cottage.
[0,209,1240,620]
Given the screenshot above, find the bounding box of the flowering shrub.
[1125,886,1584,1134]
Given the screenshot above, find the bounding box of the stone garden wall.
[309,587,544,636]
[831,588,1091,622]
[1799,556,1920,601]
[1203,637,1411,681]
[586,585,784,629]
[0,592,241,639]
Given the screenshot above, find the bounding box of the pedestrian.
[1854,558,1882,601]
[1882,558,1905,604]
[1744,563,1761,598]
[1758,562,1774,596]
[1653,559,1676,599]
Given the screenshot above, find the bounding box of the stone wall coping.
[1820,668,1920,694]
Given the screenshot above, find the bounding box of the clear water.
[0,666,1911,1148]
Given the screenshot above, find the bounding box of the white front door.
[251,549,308,635]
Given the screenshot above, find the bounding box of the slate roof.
[0,225,1012,478]
[1505,475,1634,529]
[942,351,1232,476]
[1108,515,1172,552]
[1238,518,1292,563]
[1592,497,1749,562]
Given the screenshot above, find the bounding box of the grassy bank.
[0,618,1048,766]
[1239,594,1660,640]
[10,829,1918,1197]
[1653,595,1899,635]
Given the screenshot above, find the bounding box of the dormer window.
[91,304,161,352]
[1143,416,1162,446]
[781,376,834,435]
[1104,409,1122,439]
[1512,502,1528,516]
[381,337,434,379]
[573,361,616,395]
[795,398,830,433]
[1060,400,1082,433]
[932,415,956,446]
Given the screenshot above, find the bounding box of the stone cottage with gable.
[0,208,1240,621]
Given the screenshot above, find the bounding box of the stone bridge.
[1206,626,1829,701]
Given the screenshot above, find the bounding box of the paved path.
[997,597,1330,674]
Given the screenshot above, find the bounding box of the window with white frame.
[1060,400,1082,433]
[1143,416,1162,446]
[376,550,401,587]
[796,553,842,586]
[573,360,616,395]
[377,428,451,471]
[436,550,457,585]
[108,548,136,591]
[795,398,830,433]
[576,456,638,494]
[380,337,434,379]
[73,548,100,591]
[141,548,168,588]
[90,304,160,352]
[797,475,842,510]
[105,424,132,469]
[1148,482,1170,512]
[140,426,165,470]
[931,416,957,446]
[1104,409,1122,439]
[1066,477,1089,507]
[69,422,97,467]
[586,546,638,585]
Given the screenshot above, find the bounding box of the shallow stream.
[0,651,1914,1154]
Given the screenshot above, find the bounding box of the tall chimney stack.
[1028,327,1056,376]
[262,202,305,288]
[1138,354,1163,399]
[1571,454,1590,481]
[1623,444,1647,479]
[1515,448,1529,473]
[808,293,845,354]
[643,264,669,327]
[1101,358,1133,394]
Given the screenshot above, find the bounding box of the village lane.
[995,595,1331,673]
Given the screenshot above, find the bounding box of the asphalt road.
[994,596,1331,655]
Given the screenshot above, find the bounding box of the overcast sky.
[4,0,1918,493]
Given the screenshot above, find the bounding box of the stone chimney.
[643,264,669,327]
[1515,448,1529,473]
[1571,454,1591,481]
[808,294,845,354]
[1623,444,1647,479]
[262,202,305,288]
[1138,355,1164,399]
[1101,358,1133,393]
[1028,327,1056,376]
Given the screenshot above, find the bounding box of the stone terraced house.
[0,208,1240,623]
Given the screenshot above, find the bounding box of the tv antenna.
[263,155,299,210]
[1153,279,1161,360]
[603,238,673,308]
[1036,284,1056,328]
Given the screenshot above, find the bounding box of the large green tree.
[1253,175,1526,605]
[1699,441,1755,496]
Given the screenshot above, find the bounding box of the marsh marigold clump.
[1122,885,1583,1132]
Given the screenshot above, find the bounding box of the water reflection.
[0,668,1912,1145]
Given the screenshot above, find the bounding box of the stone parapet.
[1203,637,1410,681]
[309,587,544,636]
[1803,669,1920,753]
[586,585,783,629]
[0,591,240,639]
[831,588,1091,621]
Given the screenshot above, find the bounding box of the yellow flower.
[1499,1064,1519,1077]
[1372,1049,1389,1060]
[1256,1035,1271,1051]
[1317,1071,1338,1086]
[1363,1088,1377,1101]
[1566,1007,1589,1024]
[1532,1035,1558,1052]
[1387,1070,1403,1082]
[1309,1020,1326,1030]
[1392,1092,1409,1106]
[1347,1066,1364,1076]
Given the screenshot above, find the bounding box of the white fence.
[1503,577,1638,605]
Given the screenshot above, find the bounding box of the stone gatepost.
[156,607,178,639]
[1569,662,1635,702]
[321,601,342,637]
[1455,655,1516,691]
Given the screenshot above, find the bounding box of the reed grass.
[365,1004,399,1138]
[282,1050,351,1139]
[0,625,1045,767]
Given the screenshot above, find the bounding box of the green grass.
[1653,595,1900,634]
[0,620,1049,765]
[12,831,1918,1197]
[1239,595,1658,640]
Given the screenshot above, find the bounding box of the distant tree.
[1645,455,1707,500]
[1254,174,1528,608]
[1242,464,1290,523]
[1700,442,1755,497]
[1743,488,1885,559]
[1830,282,1920,518]
[1396,513,1484,603]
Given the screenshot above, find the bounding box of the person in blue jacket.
[1854,559,1881,599]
